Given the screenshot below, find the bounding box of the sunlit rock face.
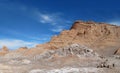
[0,21,120,73]
[1,21,120,56]
[1,46,9,52]
[115,48,120,55]
[37,21,120,56]
[0,46,9,56]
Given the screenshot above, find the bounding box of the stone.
[37,21,120,56]
[114,48,120,55]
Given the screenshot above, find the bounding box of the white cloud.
[37,12,72,32]
[107,19,120,25]
[40,14,53,23]
[0,39,38,49]
[34,10,73,33]
[29,35,52,43]
[39,13,57,25]
[108,21,120,25]
[51,26,64,32]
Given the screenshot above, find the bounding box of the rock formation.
[1,20,120,56]
[35,44,99,60]
[16,47,28,52]
[1,46,9,52]
[0,46,9,56]
[0,21,120,73]
[36,20,120,56]
[114,48,120,55]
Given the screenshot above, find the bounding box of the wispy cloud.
[51,26,65,32]
[28,34,52,43]
[36,12,72,32]
[38,13,61,25]
[39,14,55,24]
[107,18,120,26]
[0,39,38,49]
[2,3,72,33]
[108,21,120,25]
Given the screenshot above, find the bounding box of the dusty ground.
[0,44,120,73]
[0,56,120,73]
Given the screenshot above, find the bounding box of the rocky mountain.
[36,20,120,56]
[1,20,120,56]
[0,20,120,73]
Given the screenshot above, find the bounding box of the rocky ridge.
[0,20,120,73]
[36,20,120,56]
[0,20,120,58]
[0,46,9,56]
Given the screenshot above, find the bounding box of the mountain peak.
[1,46,9,52]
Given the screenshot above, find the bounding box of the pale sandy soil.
[0,44,120,73]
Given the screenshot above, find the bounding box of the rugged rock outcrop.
[1,20,120,56]
[114,48,120,55]
[0,21,120,73]
[16,47,28,52]
[0,46,9,56]
[1,46,9,52]
[36,20,120,56]
[34,44,99,60]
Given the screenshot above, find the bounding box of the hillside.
[36,20,120,56]
[0,20,120,73]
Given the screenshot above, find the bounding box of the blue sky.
[0,0,120,49]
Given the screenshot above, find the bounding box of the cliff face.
[1,21,120,56]
[115,48,120,55]
[0,46,9,56]
[0,21,120,73]
[37,21,120,55]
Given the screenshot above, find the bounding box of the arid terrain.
[0,21,120,73]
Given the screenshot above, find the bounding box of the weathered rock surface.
[0,21,120,73]
[0,46,9,56]
[114,48,120,55]
[1,46,9,52]
[37,21,120,56]
[2,21,120,56]
[35,44,98,60]
[16,47,28,52]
